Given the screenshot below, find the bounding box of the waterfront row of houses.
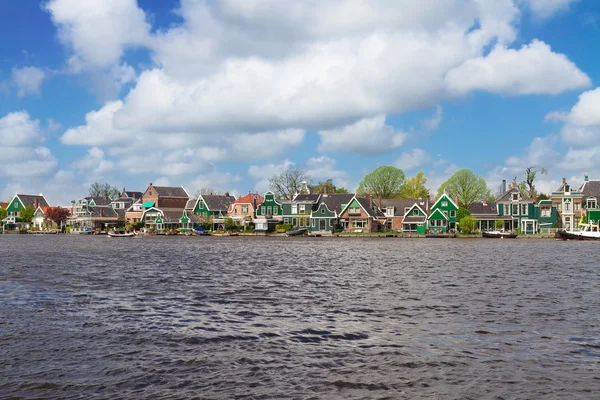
[3,175,600,234]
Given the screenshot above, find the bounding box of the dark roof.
[320,193,355,214]
[122,191,143,199]
[580,180,600,202]
[202,195,235,211]
[88,206,118,218]
[403,215,427,223]
[17,194,50,208]
[496,186,532,202]
[185,198,197,210]
[87,196,112,206]
[154,186,189,198]
[356,197,386,218]
[161,209,186,223]
[293,193,321,202]
[380,198,428,217]
[114,209,126,219]
[468,202,499,216]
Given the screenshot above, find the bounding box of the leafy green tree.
[0,207,6,221]
[459,215,478,234]
[437,169,491,209]
[357,166,405,198]
[89,182,120,199]
[399,171,429,198]
[224,217,242,232]
[495,220,504,230]
[269,168,311,199]
[456,207,471,223]
[311,179,339,194]
[536,193,549,201]
[335,187,349,194]
[20,206,35,223]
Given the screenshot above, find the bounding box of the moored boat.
[558,223,600,241]
[108,230,136,238]
[482,231,518,239]
[70,228,93,235]
[192,227,210,236]
[286,227,307,236]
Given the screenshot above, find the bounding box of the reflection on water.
[1,235,599,399]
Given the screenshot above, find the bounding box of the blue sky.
[1,0,600,205]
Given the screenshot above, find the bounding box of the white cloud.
[12,66,46,97]
[44,0,150,69]
[394,149,432,171]
[545,87,600,147]
[70,147,115,174]
[445,40,591,95]
[522,0,579,19]
[317,115,407,154]
[422,106,444,133]
[304,156,351,188]
[247,160,295,193]
[0,111,41,146]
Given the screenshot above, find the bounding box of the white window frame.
[450,210,456,218]
[291,204,298,214]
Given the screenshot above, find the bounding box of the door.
[320,219,326,231]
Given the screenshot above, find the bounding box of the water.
[1,235,599,399]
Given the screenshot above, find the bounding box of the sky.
[1,0,600,205]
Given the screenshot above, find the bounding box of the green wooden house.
[281,193,321,228]
[497,185,539,233]
[255,191,283,219]
[427,193,458,233]
[402,203,429,234]
[309,193,354,233]
[2,194,50,230]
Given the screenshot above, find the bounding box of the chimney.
[34,199,39,209]
[502,179,506,194]
[378,195,382,210]
[483,199,487,206]
[454,196,459,207]
[585,174,589,182]
[224,192,229,197]
[562,177,566,185]
[369,194,373,210]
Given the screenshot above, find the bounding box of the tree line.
[268,165,549,209]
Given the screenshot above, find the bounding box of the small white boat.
[482,230,518,239]
[108,230,136,238]
[70,228,93,235]
[559,223,600,241]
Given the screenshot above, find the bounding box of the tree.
[195,188,216,197]
[357,166,405,198]
[20,206,35,223]
[522,165,548,202]
[45,207,71,227]
[89,182,120,199]
[311,179,349,194]
[0,206,6,221]
[456,207,471,223]
[537,193,549,201]
[269,168,311,199]
[335,187,349,194]
[495,220,504,230]
[399,171,430,198]
[459,215,478,234]
[436,169,491,209]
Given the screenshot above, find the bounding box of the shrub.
[459,215,478,234]
[275,224,292,232]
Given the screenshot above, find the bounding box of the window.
[574,203,580,211]
[512,193,518,201]
[321,209,325,214]
[149,191,152,196]
[267,206,272,215]
[291,204,297,214]
[413,209,419,216]
[261,206,266,215]
[503,204,509,215]
[349,207,361,215]
[587,199,597,209]
[352,219,367,228]
[242,205,248,214]
[541,207,550,217]
[284,218,289,224]
[521,204,527,215]
[199,200,204,210]
[273,207,279,216]
[450,210,456,218]
[386,207,394,216]
[234,208,238,214]
[312,219,315,227]
[299,204,305,212]
[442,201,448,207]
[512,204,519,215]
[564,202,570,212]
[565,185,570,193]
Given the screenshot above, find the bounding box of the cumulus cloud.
[445,40,590,95]
[70,147,115,175]
[304,156,351,188]
[0,112,57,178]
[547,87,600,147]
[394,149,432,171]
[12,66,46,97]
[317,115,407,154]
[522,0,579,19]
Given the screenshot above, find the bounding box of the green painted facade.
[7,196,24,216]
[586,209,600,224]
[427,194,457,233]
[256,192,283,218]
[533,200,558,231]
[281,202,311,227]
[309,203,336,232]
[194,198,222,217]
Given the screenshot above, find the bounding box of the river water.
[1,235,599,399]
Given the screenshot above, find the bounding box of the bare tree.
[269,168,311,199]
[522,166,547,202]
[89,182,120,199]
[194,188,217,197]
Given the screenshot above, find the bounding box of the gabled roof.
[355,197,386,218]
[428,208,448,220]
[0,202,8,209]
[87,196,112,206]
[88,206,118,218]
[431,193,458,210]
[185,198,197,210]
[403,202,428,218]
[293,193,321,202]
[154,186,189,198]
[15,194,50,208]
[380,198,428,217]
[122,190,143,199]
[468,202,498,216]
[496,186,532,202]
[201,194,235,211]
[580,179,600,202]
[232,193,264,205]
[319,193,354,215]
